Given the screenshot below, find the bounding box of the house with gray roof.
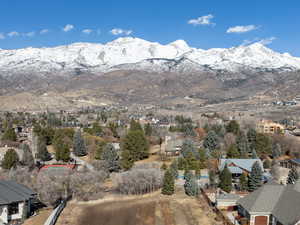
[237,181,300,225]
[0,180,37,224]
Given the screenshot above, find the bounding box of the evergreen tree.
[95,141,106,160]
[255,133,272,155]
[239,173,248,191]
[219,165,232,193]
[263,159,271,169]
[251,149,258,159]
[121,149,134,170]
[226,120,240,135]
[169,160,179,179]
[2,128,17,141]
[55,140,70,162]
[181,140,197,158]
[236,132,249,158]
[184,174,199,196]
[226,144,240,158]
[20,144,34,169]
[272,143,282,159]
[248,161,263,192]
[101,143,120,172]
[198,148,207,169]
[144,123,153,136]
[129,119,143,132]
[177,157,186,170]
[73,130,87,156]
[36,137,51,161]
[162,169,175,195]
[185,152,198,170]
[161,163,167,170]
[287,167,299,184]
[2,149,19,170]
[247,128,257,151]
[121,130,149,161]
[203,130,218,152]
[184,169,192,181]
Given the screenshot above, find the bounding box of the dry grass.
[56,188,222,225]
[23,209,52,225]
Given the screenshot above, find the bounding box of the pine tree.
[129,119,143,132]
[55,140,70,162]
[219,165,232,193]
[162,169,175,195]
[247,128,257,151]
[226,144,240,158]
[2,128,17,141]
[209,170,217,188]
[226,120,240,135]
[185,152,198,170]
[20,143,34,169]
[184,169,192,181]
[73,130,87,157]
[121,130,149,161]
[239,173,248,191]
[161,163,167,170]
[101,143,120,172]
[2,149,19,170]
[181,140,196,158]
[203,130,218,152]
[236,132,249,158]
[287,167,299,184]
[170,160,179,179]
[251,149,258,159]
[195,163,201,179]
[36,137,51,161]
[121,149,134,170]
[255,133,272,155]
[184,174,199,196]
[248,161,263,192]
[95,141,106,160]
[177,157,186,170]
[198,148,207,169]
[144,123,152,136]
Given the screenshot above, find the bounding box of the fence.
[44,200,67,225]
[199,188,235,225]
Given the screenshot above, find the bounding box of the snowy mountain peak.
[0,37,299,76]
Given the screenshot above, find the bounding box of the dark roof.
[238,181,300,225]
[0,180,36,205]
[272,184,300,225]
[237,182,284,213]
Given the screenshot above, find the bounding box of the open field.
[56,188,222,225]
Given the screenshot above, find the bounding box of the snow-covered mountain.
[0,37,300,76]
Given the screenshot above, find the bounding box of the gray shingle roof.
[237,183,284,213]
[0,180,36,205]
[238,180,300,225]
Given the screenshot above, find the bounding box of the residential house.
[0,180,37,224]
[280,159,300,169]
[219,159,264,184]
[216,192,241,210]
[165,135,183,156]
[256,120,284,134]
[237,181,300,225]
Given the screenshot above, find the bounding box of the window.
[8,202,19,215]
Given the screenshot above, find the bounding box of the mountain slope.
[0,37,300,77]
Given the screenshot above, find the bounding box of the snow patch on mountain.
[0,37,299,76]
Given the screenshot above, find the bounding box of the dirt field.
[56,188,222,225]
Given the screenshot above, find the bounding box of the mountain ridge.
[0,37,300,76]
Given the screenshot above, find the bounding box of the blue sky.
[0,0,299,56]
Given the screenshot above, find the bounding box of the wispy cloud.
[24,31,35,37]
[227,25,258,34]
[40,29,49,34]
[241,37,277,46]
[82,29,93,35]
[110,28,132,35]
[0,33,5,40]
[63,24,74,32]
[7,31,19,37]
[188,14,215,26]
